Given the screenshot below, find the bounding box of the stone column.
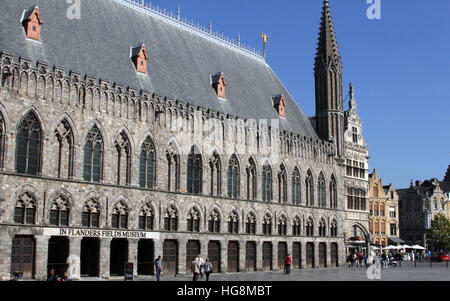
[222,239,228,273]
[0,230,12,281]
[68,237,82,280]
[99,238,112,279]
[129,239,139,277]
[35,236,50,281]
[301,241,307,269]
[178,236,187,275]
[256,240,263,272]
[314,241,320,269]
[326,241,331,268]
[239,238,245,272]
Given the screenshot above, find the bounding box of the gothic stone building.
[0,0,369,279]
[397,166,450,249]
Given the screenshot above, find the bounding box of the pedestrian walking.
[154,256,163,281]
[197,255,205,278]
[191,257,201,282]
[285,253,292,275]
[203,258,213,281]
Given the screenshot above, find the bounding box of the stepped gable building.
[343,83,370,252]
[0,0,369,279]
[397,166,450,248]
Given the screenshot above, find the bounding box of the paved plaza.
[78,262,450,282]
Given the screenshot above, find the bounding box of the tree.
[426,214,450,251]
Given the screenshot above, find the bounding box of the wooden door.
[227,241,239,273]
[186,240,200,272]
[262,242,272,271]
[208,241,221,273]
[163,240,178,275]
[319,243,327,268]
[331,243,338,267]
[245,242,256,272]
[293,242,301,269]
[306,242,314,268]
[11,236,35,279]
[278,242,287,271]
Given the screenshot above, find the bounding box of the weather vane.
[261,32,270,60]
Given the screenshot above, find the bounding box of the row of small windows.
[12,192,339,237]
[1,111,338,208]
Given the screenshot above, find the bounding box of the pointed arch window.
[319,218,327,237]
[278,165,287,204]
[138,203,154,230]
[187,146,202,194]
[164,205,178,231]
[209,153,222,196]
[306,217,314,237]
[330,219,338,237]
[262,164,272,202]
[82,199,100,228]
[187,207,201,232]
[166,143,180,192]
[14,192,37,224]
[0,112,5,169]
[262,213,272,235]
[114,132,132,186]
[208,210,221,233]
[318,173,326,208]
[16,112,42,175]
[330,175,337,209]
[228,211,239,234]
[305,170,314,207]
[292,216,301,236]
[292,168,301,205]
[246,212,256,234]
[278,215,287,236]
[227,155,240,199]
[111,201,128,229]
[49,195,70,226]
[54,119,74,179]
[246,158,257,200]
[139,136,156,189]
[83,125,104,183]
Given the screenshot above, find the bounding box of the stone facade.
[0,0,357,280]
[343,84,370,250]
[368,170,400,246]
[398,177,450,248]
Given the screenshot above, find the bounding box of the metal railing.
[114,0,265,62]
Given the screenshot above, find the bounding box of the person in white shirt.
[197,255,205,278]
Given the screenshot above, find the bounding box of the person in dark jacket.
[47,269,58,281]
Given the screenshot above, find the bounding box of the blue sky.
[144,0,450,188]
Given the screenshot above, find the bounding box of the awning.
[389,237,405,244]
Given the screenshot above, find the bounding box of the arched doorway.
[80,237,100,277]
[319,243,327,268]
[47,236,69,277]
[262,242,272,271]
[208,241,221,273]
[346,223,370,258]
[278,242,287,271]
[163,240,178,276]
[110,238,128,276]
[293,242,301,269]
[186,240,200,272]
[137,239,154,275]
[245,241,256,272]
[306,242,315,268]
[227,241,239,273]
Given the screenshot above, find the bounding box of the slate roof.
[0,0,319,138]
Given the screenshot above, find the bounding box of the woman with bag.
[203,258,213,281]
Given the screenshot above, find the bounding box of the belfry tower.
[314,0,345,159]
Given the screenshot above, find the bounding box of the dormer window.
[131,43,149,74]
[22,6,43,42]
[211,72,226,99]
[272,94,285,117]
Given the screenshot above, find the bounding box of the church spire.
[314,0,345,159]
[315,0,342,71]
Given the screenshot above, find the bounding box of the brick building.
[0,0,368,279]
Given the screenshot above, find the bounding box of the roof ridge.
[114,0,265,63]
